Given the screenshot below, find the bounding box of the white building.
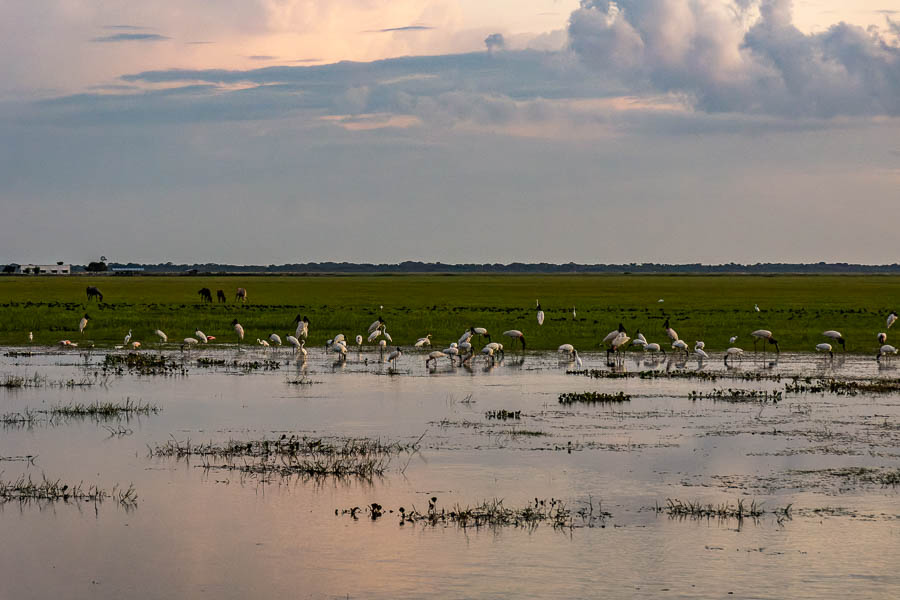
[14,264,71,275]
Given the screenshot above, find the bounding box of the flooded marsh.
[1,347,898,599]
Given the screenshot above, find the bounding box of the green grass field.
[1,274,898,353]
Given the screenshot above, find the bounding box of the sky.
[1,0,899,265]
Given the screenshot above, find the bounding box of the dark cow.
[235,287,247,303]
[86,286,103,302]
[198,288,213,303]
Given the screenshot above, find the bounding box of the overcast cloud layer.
[1,0,899,265]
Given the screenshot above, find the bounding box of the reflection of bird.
[822,330,845,350]
[888,312,898,329]
[79,314,90,334]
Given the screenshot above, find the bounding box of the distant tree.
[86,261,108,272]
[56,261,64,266]
[2,265,15,274]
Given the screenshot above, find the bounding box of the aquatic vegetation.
[338,496,610,529]
[484,409,521,420]
[558,391,631,404]
[150,434,422,459]
[50,398,159,418]
[0,474,137,507]
[655,498,789,521]
[688,388,782,402]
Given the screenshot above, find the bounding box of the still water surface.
[1,348,898,599]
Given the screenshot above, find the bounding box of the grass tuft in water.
[0,474,137,507]
[559,391,630,404]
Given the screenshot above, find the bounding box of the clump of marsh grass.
[150,434,422,459]
[655,497,792,521]
[50,398,159,418]
[688,388,782,403]
[485,409,521,420]
[0,474,137,507]
[339,495,611,529]
[558,391,630,404]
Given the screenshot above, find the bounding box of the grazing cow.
[216,289,226,303]
[86,286,103,302]
[198,288,213,303]
[235,287,247,303]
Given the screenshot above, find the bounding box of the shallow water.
[1,347,898,599]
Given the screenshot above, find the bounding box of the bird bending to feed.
[425,350,447,367]
[816,343,833,358]
[502,330,526,350]
[877,332,887,344]
[269,333,282,346]
[877,344,897,361]
[181,337,199,351]
[195,330,208,344]
[367,317,385,334]
[367,328,382,342]
[607,331,630,361]
[557,344,582,367]
[386,347,402,366]
[822,330,845,350]
[286,335,300,353]
[750,330,779,353]
[633,330,648,347]
[693,348,709,361]
[257,338,269,348]
[79,314,90,334]
[643,342,663,355]
[536,300,544,326]
[471,327,491,341]
[724,347,744,365]
[415,334,432,348]
[155,330,168,343]
[694,341,705,350]
[888,312,898,329]
[231,319,244,344]
[671,339,689,355]
[663,318,678,342]
[729,335,738,345]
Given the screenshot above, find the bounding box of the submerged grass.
[2,399,159,427]
[559,391,631,404]
[338,496,610,529]
[0,474,137,507]
[2,274,900,352]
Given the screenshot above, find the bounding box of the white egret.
[888,312,898,329]
[231,319,244,345]
[28,331,33,343]
[536,300,544,326]
[367,329,382,342]
[79,314,90,334]
[293,315,310,339]
[155,330,168,343]
[729,335,738,344]
[754,304,760,312]
[124,329,132,345]
[257,338,270,349]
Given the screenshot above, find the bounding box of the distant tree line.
[51,261,900,274]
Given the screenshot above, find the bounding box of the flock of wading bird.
[52,302,900,368]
